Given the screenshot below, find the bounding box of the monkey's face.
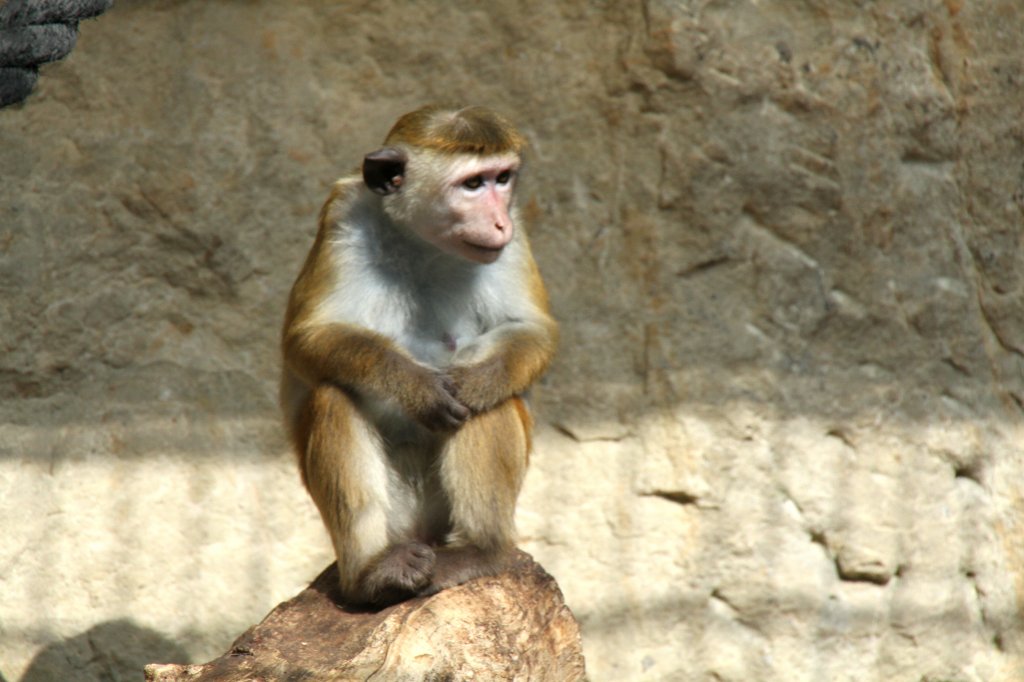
[385,151,520,265]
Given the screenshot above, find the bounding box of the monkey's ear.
[362,147,407,195]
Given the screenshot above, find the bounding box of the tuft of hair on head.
[384,105,526,156]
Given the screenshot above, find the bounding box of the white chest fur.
[316,229,530,370]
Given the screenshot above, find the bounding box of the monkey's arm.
[283,320,470,431]
[283,181,469,431]
[447,315,558,413]
[448,247,558,412]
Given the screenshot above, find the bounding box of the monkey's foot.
[361,542,436,604]
[423,546,511,595]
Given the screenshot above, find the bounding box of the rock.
[0,0,112,106]
[144,554,585,682]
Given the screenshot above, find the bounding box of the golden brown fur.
[384,104,527,156]
[280,105,556,605]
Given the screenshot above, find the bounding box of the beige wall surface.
[2,2,1023,680]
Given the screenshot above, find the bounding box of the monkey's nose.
[493,213,512,233]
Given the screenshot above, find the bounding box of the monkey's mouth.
[464,242,504,253]
[462,241,505,261]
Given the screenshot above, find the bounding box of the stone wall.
[1,2,1022,680]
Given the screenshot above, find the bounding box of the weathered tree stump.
[144,551,585,681]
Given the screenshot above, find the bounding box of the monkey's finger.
[437,373,460,396]
[447,400,471,423]
[437,411,468,431]
[431,400,470,431]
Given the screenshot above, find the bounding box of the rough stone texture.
[1,2,1023,681]
[0,0,113,107]
[143,553,585,682]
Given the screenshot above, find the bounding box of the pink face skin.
[437,153,520,264]
[379,150,522,264]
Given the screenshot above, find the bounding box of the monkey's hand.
[446,357,510,414]
[446,321,557,413]
[402,368,471,432]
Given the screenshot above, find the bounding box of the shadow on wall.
[14,619,188,682]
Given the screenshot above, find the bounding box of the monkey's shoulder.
[318,174,375,233]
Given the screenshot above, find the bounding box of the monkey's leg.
[300,384,434,604]
[432,397,531,591]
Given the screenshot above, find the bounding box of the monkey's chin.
[460,242,505,264]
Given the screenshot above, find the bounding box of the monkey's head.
[362,105,526,265]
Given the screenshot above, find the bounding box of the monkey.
[280,105,558,606]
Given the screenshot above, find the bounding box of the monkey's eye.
[462,175,484,190]
[496,170,514,185]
